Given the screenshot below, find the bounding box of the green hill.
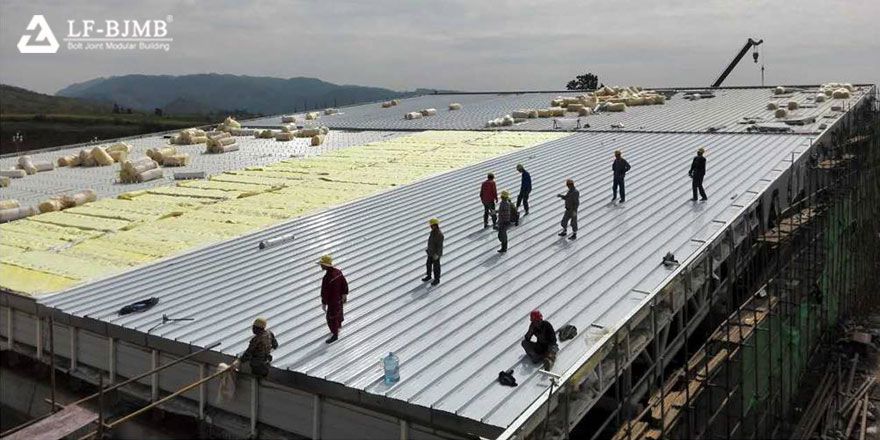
[0,84,112,115]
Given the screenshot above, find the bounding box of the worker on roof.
[522,310,558,369]
[318,254,348,344]
[480,173,498,229]
[238,317,278,378]
[516,164,532,218]
[612,150,631,203]
[497,191,515,253]
[423,218,444,286]
[557,179,580,240]
[689,148,708,201]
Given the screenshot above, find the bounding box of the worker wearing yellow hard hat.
[318,254,348,344]
[237,316,278,378]
[423,218,444,286]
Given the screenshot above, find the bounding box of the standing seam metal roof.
[40,130,812,429]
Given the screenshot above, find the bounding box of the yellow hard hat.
[500,190,510,199]
[429,218,440,225]
[253,317,267,329]
[318,254,333,266]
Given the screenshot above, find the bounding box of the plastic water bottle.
[382,352,400,385]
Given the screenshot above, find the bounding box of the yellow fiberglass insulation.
[0,130,567,296]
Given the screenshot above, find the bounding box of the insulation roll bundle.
[0,199,20,210]
[392,99,400,105]
[578,107,593,116]
[61,189,97,208]
[206,132,237,153]
[0,176,9,187]
[281,115,297,123]
[787,101,799,110]
[162,154,190,167]
[528,109,539,118]
[832,88,851,99]
[311,134,325,146]
[107,142,132,154]
[381,101,394,108]
[220,116,241,131]
[502,115,515,126]
[766,102,778,110]
[0,169,27,178]
[513,117,526,124]
[405,112,423,120]
[120,157,159,183]
[138,168,164,182]
[548,107,565,117]
[79,149,96,167]
[566,103,585,112]
[815,94,827,103]
[511,110,531,119]
[537,109,552,118]
[320,126,330,135]
[580,96,599,107]
[775,108,788,118]
[0,206,37,223]
[305,112,320,120]
[256,129,275,139]
[605,102,627,112]
[324,108,339,115]
[275,132,295,141]
[39,198,64,213]
[562,97,581,107]
[280,124,296,133]
[550,98,564,107]
[177,128,208,145]
[212,137,236,147]
[213,144,239,153]
[420,108,437,116]
[448,103,462,110]
[651,95,666,105]
[17,156,37,175]
[298,127,321,137]
[146,147,178,164]
[624,97,645,106]
[57,155,78,167]
[34,161,54,172]
[92,147,114,166]
[108,150,128,163]
[228,128,256,136]
[774,86,787,95]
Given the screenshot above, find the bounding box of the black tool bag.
[119,297,159,315]
[557,325,578,341]
[498,369,517,387]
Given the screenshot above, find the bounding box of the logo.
[18,15,60,54]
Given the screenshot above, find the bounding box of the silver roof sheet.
[39,130,811,430]
[0,131,402,208]
[244,87,868,134]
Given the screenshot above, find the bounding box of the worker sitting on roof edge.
[522,310,558,369]
[497,190,514,253]
[689,148,708,201]
[238,317,278,378]
[516,164,532,217]
[319,254,349,344]
[423,218,444,286]
[612,150,631,203]
[557,179,579,240]
[481,173,498,229]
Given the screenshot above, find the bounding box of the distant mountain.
[1,84,111,114]
[56,74,427,115]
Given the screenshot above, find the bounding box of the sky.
[0,0,878,95]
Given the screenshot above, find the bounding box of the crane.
[711,38,764,88]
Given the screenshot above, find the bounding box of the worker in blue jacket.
[612,150,631,203]
[516,164,532,218]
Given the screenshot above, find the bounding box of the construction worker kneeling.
[238,317,278,378]
[522,310,558,369]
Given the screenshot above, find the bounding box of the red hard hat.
[530,310,543,322]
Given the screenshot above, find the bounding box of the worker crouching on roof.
[239,317,278,378]
[319,254,349,344]
[497,190,514,253]
[522,310,558,369]
[423,218,444,286]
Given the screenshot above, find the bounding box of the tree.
[154,108,163,117]
[566,73,599,91]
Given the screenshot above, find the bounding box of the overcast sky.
[1,0,878,95]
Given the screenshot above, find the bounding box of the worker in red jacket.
[318,254,348,344]
[480,173,498,228]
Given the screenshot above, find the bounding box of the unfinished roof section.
[244,86,870,134]
[40,130,813,431]
[0,131,402,208]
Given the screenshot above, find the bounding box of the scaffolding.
[604,88,880,440]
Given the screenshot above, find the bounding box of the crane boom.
[712,38,763,88]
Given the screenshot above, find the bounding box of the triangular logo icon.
[18,15,60,54]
